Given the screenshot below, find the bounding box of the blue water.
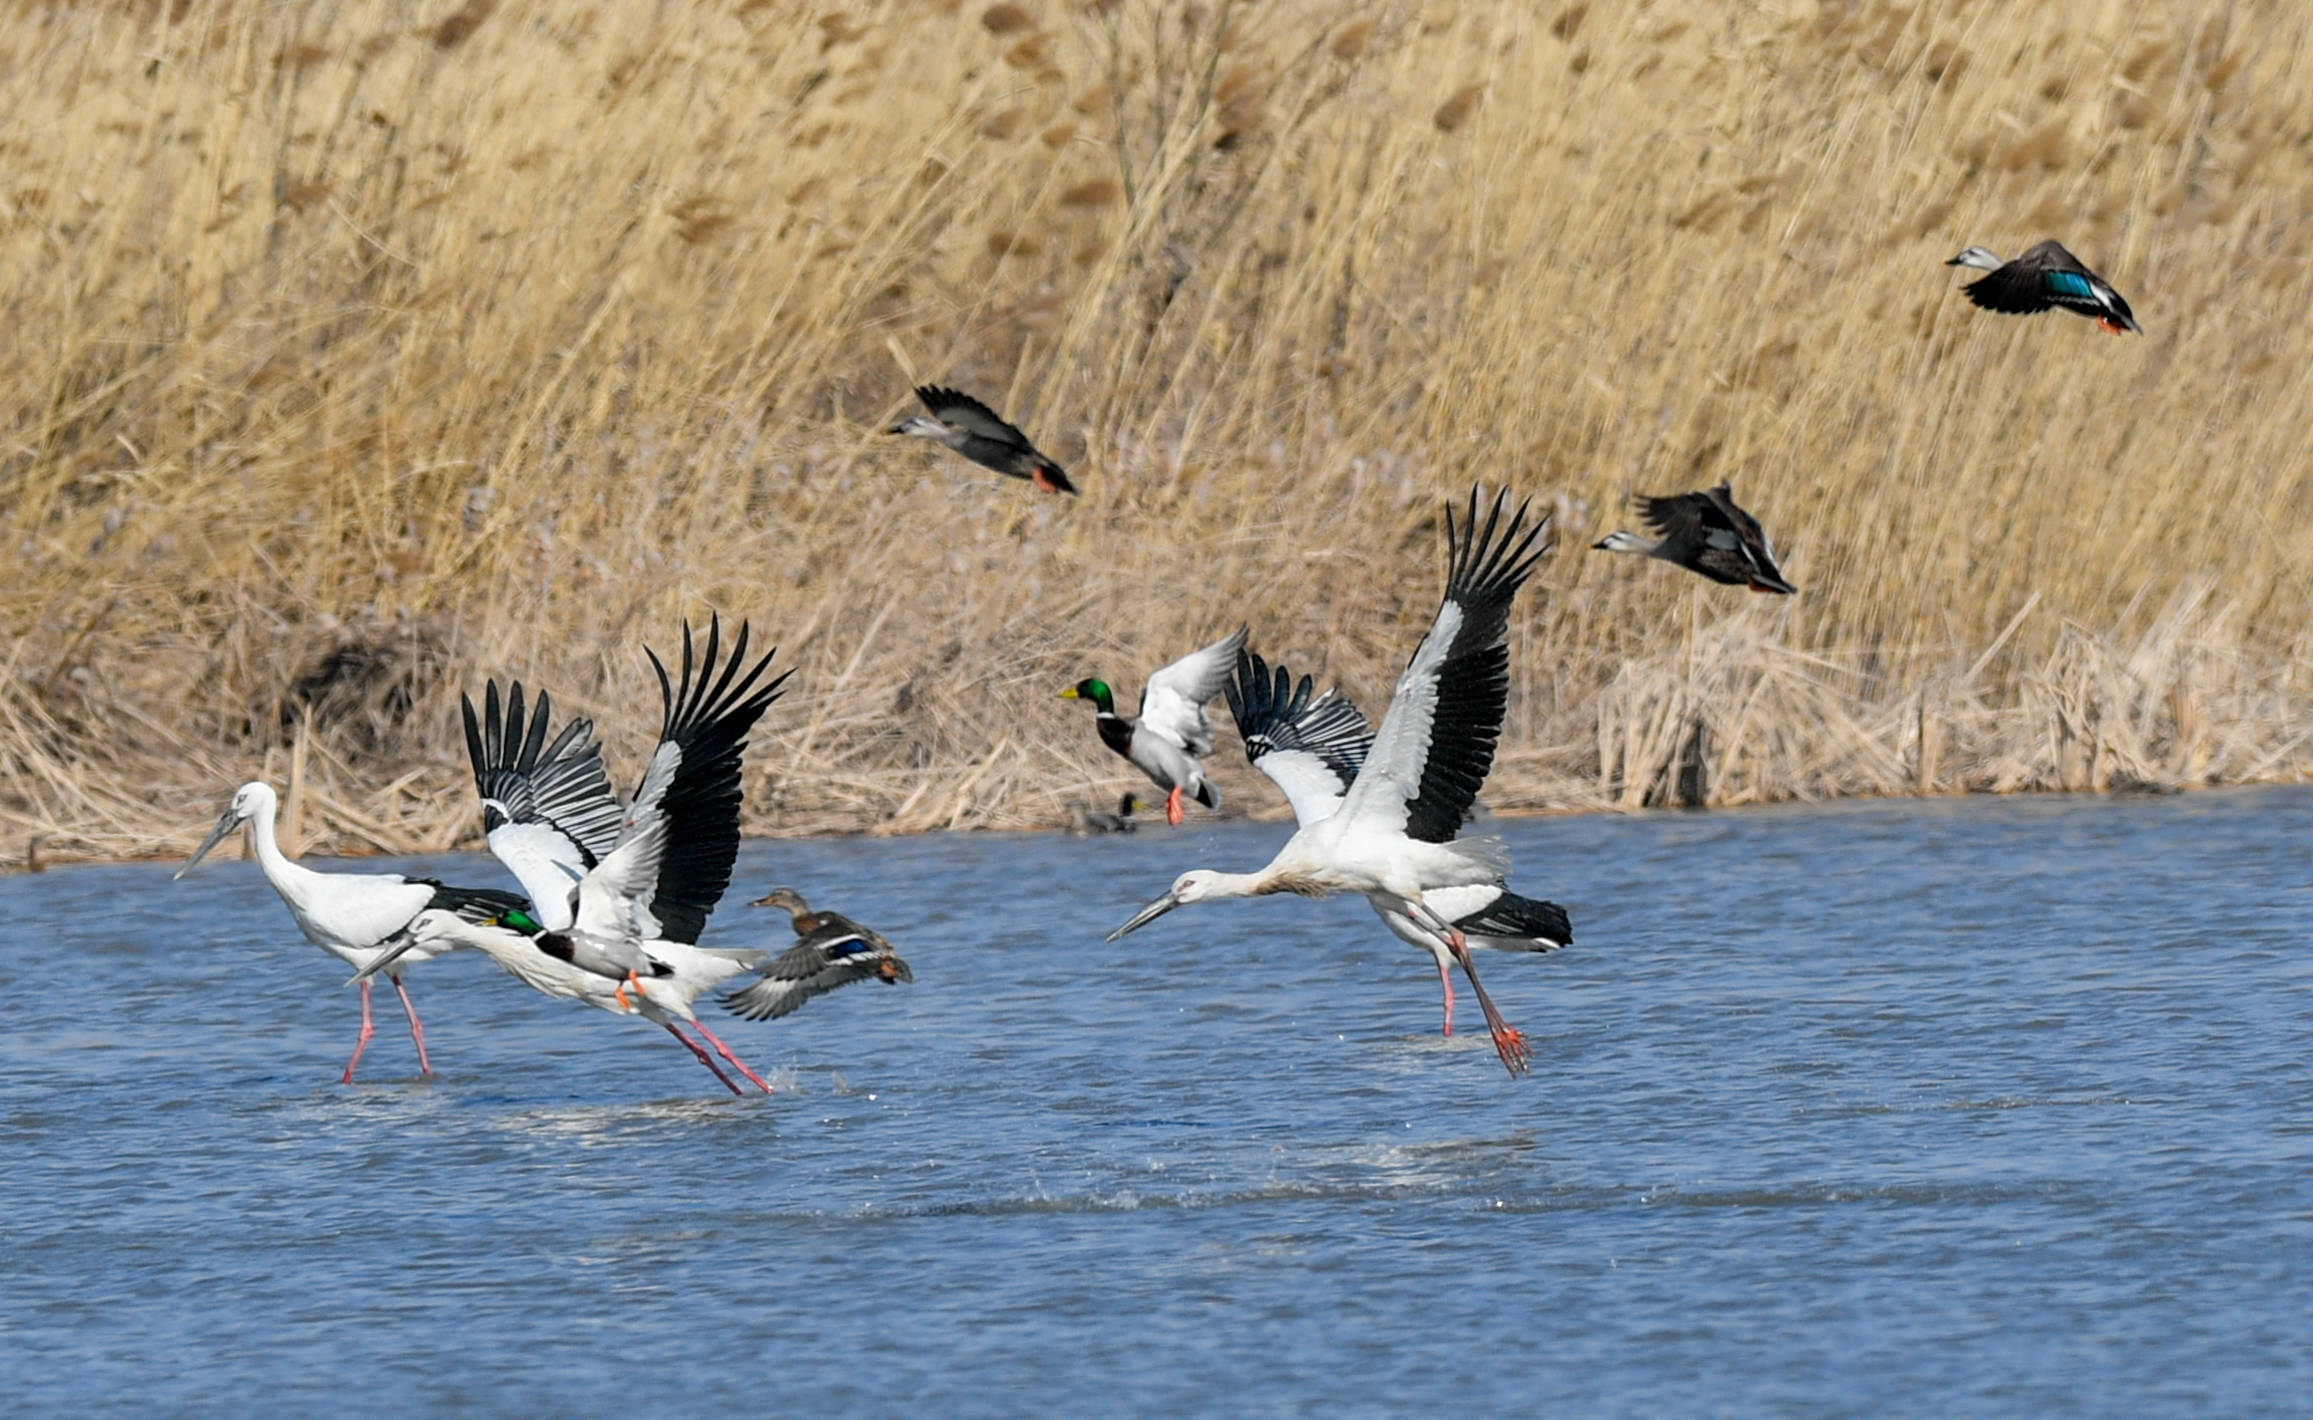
[5,787,2312,1414]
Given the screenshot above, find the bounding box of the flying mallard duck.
[1946,241,2141,334]
[1063,626,1249,825]
[889,385,1076,494]
[722,887,914,1022]
[1592,482,1796,594]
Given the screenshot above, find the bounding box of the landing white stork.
[1108,488,1552,1075]
[1224,646,1573,1047]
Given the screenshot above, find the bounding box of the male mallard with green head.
[1063,626,1249,825]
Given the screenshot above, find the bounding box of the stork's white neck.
[243,784,322,903]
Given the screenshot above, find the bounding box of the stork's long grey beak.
[174,809,242,880]
[347,933,421,987]
[1106,890,1181,942]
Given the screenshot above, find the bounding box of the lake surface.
[4,787,2311,1414]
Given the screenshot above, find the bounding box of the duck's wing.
[1636,489,1727,549]
[619,617,792,944]
[915,386,1031,449]
[1961,241,2095,316]
[1225,647,1373,827]
[1338,488,1550,846]
[462,682,626,928]
[573,810,671,944]
[719,932,882,1021]
[1698,483,1797,592]
[1136,626,1248,755]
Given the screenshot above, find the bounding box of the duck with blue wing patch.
[722,887,915,1023]
[1946,239,2141,335]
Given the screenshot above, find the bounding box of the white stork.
[357,906,770,1096]
[173,781,525,1083]
[1107,487,1553,1076]
[362,617,790,1093]
[1224,646,1573,1045]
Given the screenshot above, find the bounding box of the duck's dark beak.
[1106,888,1180,942]
[174,809,242,880]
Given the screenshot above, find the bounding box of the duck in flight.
[721,887,914,1022]
[1226,647,1573,1041]
[890,385,1076,494]
[1108,489,1551,1076]
[1063,626,1249,826]
[1946,240,2141,334]
[1592,482,1796,594]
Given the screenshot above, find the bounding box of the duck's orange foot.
[1492,1027,1531,1077]
[1165,786,1185,826]
[2098,317,2126,335]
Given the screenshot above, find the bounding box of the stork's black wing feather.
[412,879,531,924]
[1226,648,1372,781]
[629,617,791,945]
[1402,488,1551,844]
[462,681,625,863]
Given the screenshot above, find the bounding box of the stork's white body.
[1111,490,1551,1075]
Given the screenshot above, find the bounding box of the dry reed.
[5,0,2313,865]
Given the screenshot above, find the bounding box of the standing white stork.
[1108,488,1552,1076]
[173,782,526,1083]
[364,617,791,1093]
[1225,646,1573,1041]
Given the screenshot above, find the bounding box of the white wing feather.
[1137,627,1248,754]
[485,821,588,931]
[574,812,669,943]
[1337,601,1461,840]
[1255,750,1356,828]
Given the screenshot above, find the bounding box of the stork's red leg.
[689,1021,775,1094]
[1435,956,1457,1036]
[1448,938,1530,1078]
[341,980,377,1084]
[389,974,432,1076]
[663,1023,744,1095]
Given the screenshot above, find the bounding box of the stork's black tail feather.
[1455,889,1573,949]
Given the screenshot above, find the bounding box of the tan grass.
[5,0,2313,865]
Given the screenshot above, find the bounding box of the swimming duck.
[1063,626,1249,825]
[889,385,1076,494]
[1591,482,1797,594]
[722,887,914,1022]
[1946,241,2141,334]
[1068,792,1140,835]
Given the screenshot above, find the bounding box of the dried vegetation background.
[5,0,2313,862]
